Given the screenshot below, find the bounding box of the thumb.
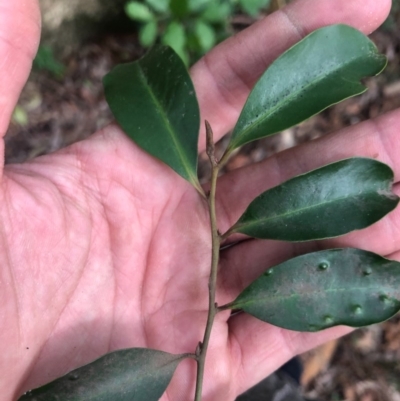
[0,0,41,165]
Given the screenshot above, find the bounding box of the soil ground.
[5,6,400,401]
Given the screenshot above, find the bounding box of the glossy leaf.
[18,348,185,401]
[228,248,400,332]
[230,158,398,241]
[227,24,387,151]
[103,46,201,190]
[125,1,154,22]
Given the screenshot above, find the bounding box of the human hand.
[0,0,396,400]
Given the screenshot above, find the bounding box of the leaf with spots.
[18,348,187,401]
[226,248,400,332]
[226,24,387,153]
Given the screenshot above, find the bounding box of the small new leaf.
[228,158,398,241]
[162,22,188,64]
[18,348,185,401]
[201,2,232,23]
[205,120,217,166]
[227,24,387,152]
[188,0,212,13]
[194,20,216,52]
[125,1,154,22]
[145,0,169,13]
[239,0,271,16]
[103,46,202,192]
[228,248,400,332]
[139,21,158,47]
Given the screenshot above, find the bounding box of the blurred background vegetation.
[7,1,400,400]
[123,0,272,64]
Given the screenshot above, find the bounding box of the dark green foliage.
[170,0,189,18]
[230,158,398,241]
[103,46,202,192]
[229,249,400,332]
[227,25,387,151]
[18,348,185,401]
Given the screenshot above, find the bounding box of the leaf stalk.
[216,302,235,312]
[220,226,236,242]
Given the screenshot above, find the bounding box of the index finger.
[0,0,41,168]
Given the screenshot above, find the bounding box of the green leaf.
[228,248,400,332]
[125,1,154,22]
[194,20,216,52]
[103,46,201,190]
[139,20,158,47]
[239,0,271,16]
[170,0,189,18]
[227,24,387,152]
[188,0,212,13]
[162,22,189,65]
[201,2,232,23]
[230,158,398,241]
[162,21,186,52]
[18,348,185,401]
[145,0,169,13]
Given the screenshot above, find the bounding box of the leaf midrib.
[124,357,180,383]
[236,284,394,309]
[137,65,197,184]
[236,184,387,232]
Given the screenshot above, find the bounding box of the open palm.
[1,0,398,400]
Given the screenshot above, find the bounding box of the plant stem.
[194,123,221,401]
